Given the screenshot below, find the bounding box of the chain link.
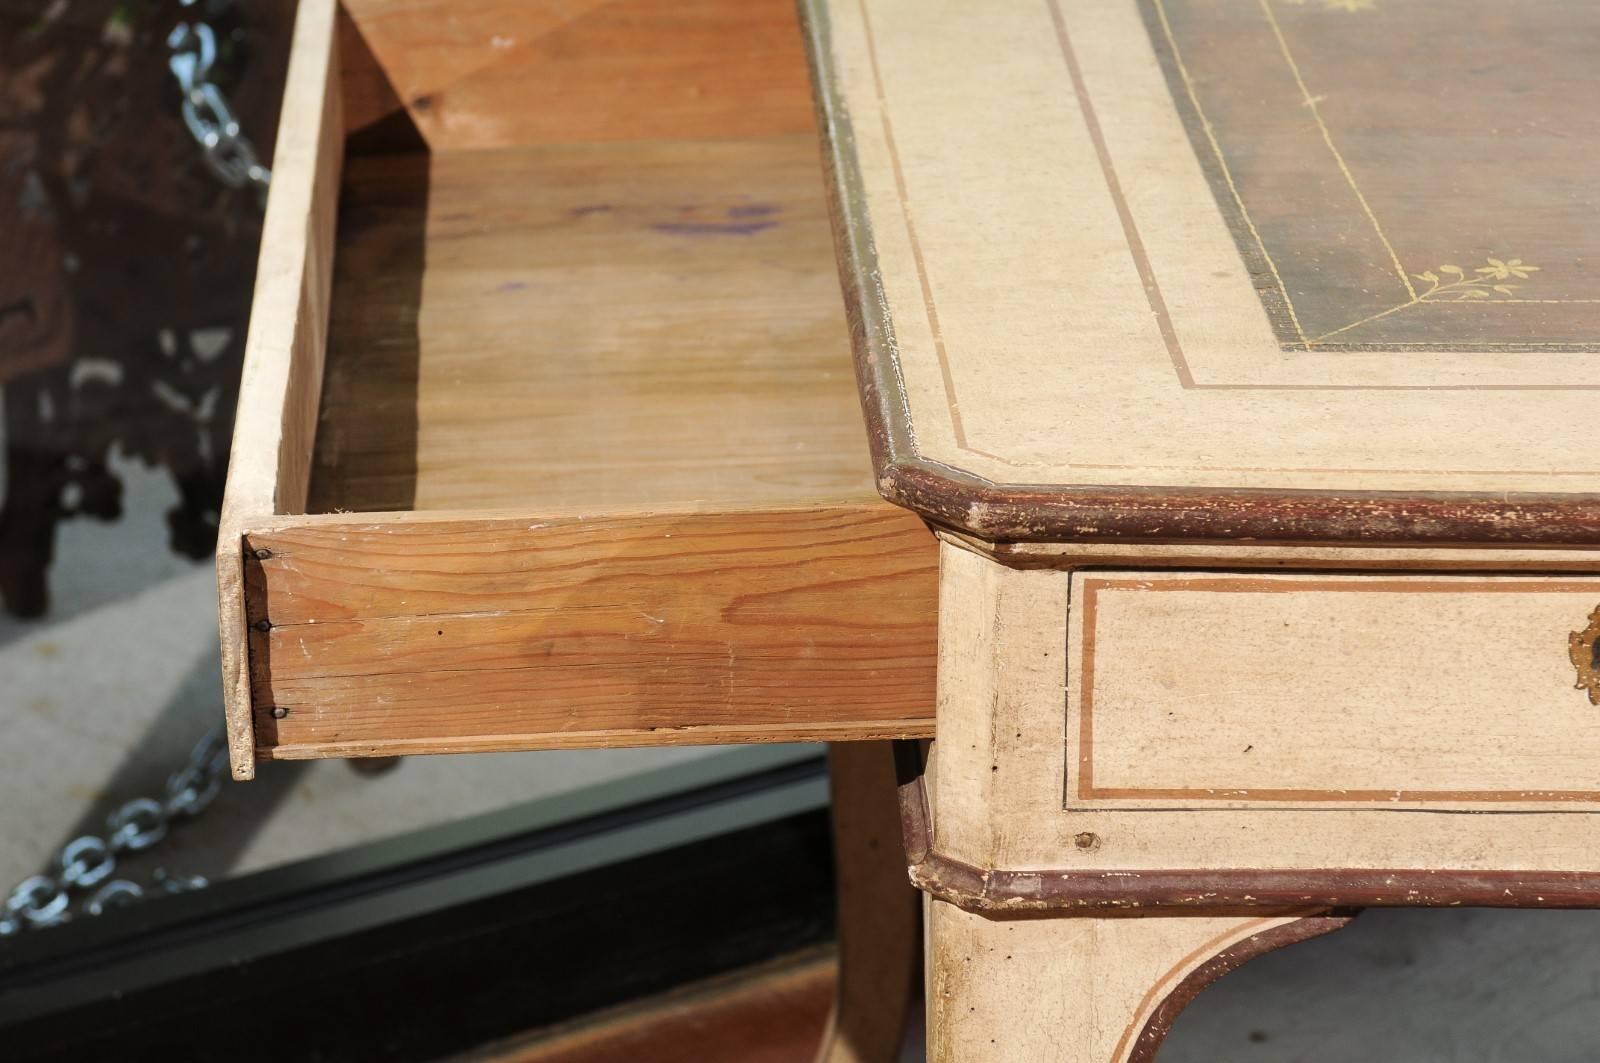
[1,730,225,938]
[1,2,269,943]
[167,19,271,198]
[85,880,144,916]
[59,836,115,889]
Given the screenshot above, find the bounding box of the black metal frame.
[0,747,836,1061]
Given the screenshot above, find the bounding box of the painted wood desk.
[220,0,1600,1058]
[803,0,1600,1058]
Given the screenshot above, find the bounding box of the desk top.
[805,0,1600,545]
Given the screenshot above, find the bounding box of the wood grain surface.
[218,0,939,770]
[455,952,836,1063]
[309,134,874,515]
[338,0,818,151]
[245,506,936,761]
[817,743,921,1063]
[217,0,343,779]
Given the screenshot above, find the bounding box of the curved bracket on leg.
[928,903,1354,1062]
[1124,913,1354,1062]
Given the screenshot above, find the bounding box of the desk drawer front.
[1068,572,1600,812]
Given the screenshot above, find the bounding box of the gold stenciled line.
[1153,0,1310,347]
[1259,0,1418,302]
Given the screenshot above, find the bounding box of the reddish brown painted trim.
[909,844,1600,912]
[799,0,1600,549]
[882,463,1600,548]
[891,745,1600,911]
[1126,915,1354,1063]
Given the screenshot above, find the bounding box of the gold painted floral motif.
[1310,255,1545,342]
[1413,257,1540,302]
[1568,606,1600,706]
[1278,0,1377,12]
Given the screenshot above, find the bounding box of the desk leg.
[816,741,922,1063]
[927,901,1349,1062]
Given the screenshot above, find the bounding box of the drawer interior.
[311,2,869,516]
[216,0,938,778]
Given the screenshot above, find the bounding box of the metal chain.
[0,5,273,941]
[0,730,226,937]
[167,15,271,198]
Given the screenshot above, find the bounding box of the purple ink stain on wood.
[653,220,778,236]
[496,281,528,292]
[653,203,782,237]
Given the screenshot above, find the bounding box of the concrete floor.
[1163,906,1600,1062]
[5,443,1600,1060]
[0,446,718,888]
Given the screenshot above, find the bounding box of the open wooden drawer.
[216,0,938,780]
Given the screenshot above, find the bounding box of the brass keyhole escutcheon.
[1568,606,1600,705]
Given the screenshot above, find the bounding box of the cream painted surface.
[932,542,1600,873]
[1071,572,1600,810]
[829,0,1600,492]
[931,543,1072,868]
[960,535,1600,574]
[928,901,1312,1062]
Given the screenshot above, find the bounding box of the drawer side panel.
[217,0,344,779]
